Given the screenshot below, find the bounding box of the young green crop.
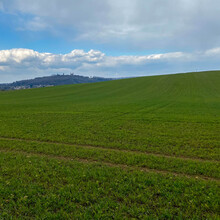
[0,111,219,160]
[0,72,219,160]
[0,151,219,219]
[0,139,219,179]
[0,71,219,218]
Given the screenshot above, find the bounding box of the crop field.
[0,71,219,219]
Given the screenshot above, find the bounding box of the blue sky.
[1,0,220,83]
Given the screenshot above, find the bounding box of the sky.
[1,0,220,83]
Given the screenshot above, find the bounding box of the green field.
[0,71,219,219]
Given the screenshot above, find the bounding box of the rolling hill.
[0,71,219,218]
[0,74,113,90]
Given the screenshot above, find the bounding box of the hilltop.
[0,74,113,90]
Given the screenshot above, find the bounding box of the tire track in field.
[0,148,219,182]
[0,136,219,163]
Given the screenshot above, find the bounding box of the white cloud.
[205,47,220,56]
[0,48,105,68]
[0,47,220,83]
[0,48,188,71]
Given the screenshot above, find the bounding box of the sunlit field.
[0,71,219,219]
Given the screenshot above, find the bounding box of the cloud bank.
[1,48,220,83]
[1,0,220,51]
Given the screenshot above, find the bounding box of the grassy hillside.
[0,71,219,218]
